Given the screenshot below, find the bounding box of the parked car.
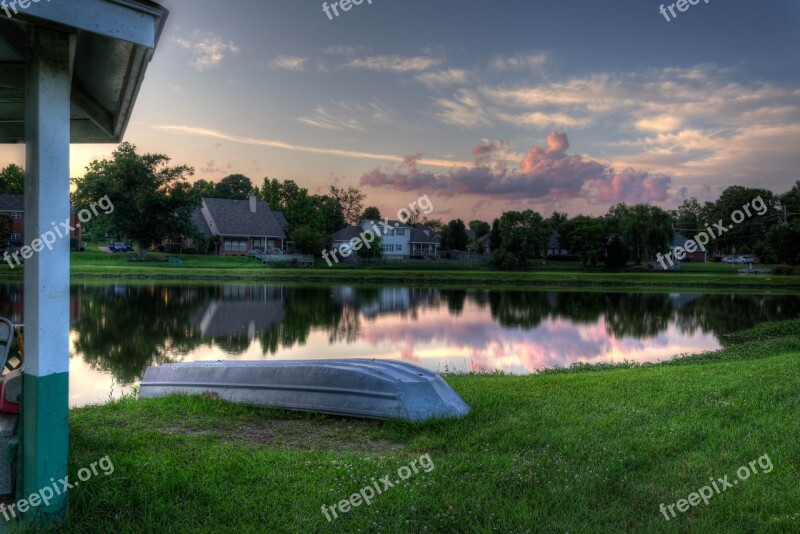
[111,242,132,253]
[739,255,759,264]
[722,256,745,264]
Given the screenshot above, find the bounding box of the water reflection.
[0,283,797,406]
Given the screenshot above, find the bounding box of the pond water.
[0,283,796,407]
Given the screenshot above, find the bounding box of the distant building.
[0,193,82,246]
[188,196,287,256]
[330,220,440,259]
[546,230,570,257]
[670,231,706,262]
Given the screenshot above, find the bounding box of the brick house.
[190,196,288,256]
[0,193,82,247]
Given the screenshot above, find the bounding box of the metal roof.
[0,0,168,143]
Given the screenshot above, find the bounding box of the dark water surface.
[0,283,796,406]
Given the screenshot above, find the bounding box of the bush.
[163,244,182,254]
[773,266,798,276]
[490,249,519,271]
[182,247,199,255]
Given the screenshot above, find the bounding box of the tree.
[493,210,549,264]
[703,186,777,254]
[259,178,283,210]
[290,225,327,255]
[71,143,197,259]
[280,180,300,206]
[0,214,11,247]
[560,215,607,267]
[422,218,444,232]
[215,174,254,199]
[191,179,216,198]
[605,234,627,269]
[675,197,702,238]
[361,206,381,221]
[357,234,383,259]
[441,219,469,251]
[468,220,491,239]
[0,164,24,194]
[607,204,672,264]
[330,185,366,225]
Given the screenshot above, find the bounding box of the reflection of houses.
[330,286,438,318]
[190,196,288,256]
[192,285,286,340]
[330,220,440,259]
[0,284,82,325]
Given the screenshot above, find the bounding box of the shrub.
[490,249,519,271]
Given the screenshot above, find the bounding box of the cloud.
[269,55,308,71]
[296,100,396,131]
[154,125,468,168]
[415,69,471,88]
[432,90,489,128]
[344,55,443,72]
[175,31,240,71]
[490,52,549,72]
[200,160,233,175]
[359,132,672,204]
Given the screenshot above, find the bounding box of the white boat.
[139,359,470,422]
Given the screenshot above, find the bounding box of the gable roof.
[410,226,440,244]
[331,226,363,242]
[191,208,212,237]
[273,211,289,231]
[202,197,285,238]
[0,194,23,212]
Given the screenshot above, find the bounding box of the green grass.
[43,320,800,532]
[0,248,795,290]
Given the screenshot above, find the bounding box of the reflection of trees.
[72,285,208,384]
[442,289,467,317]
[488,291,550,328]
[674,295,800,343]
[603,293,671,338]
[258,287,348,355]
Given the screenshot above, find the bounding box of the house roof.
[273,211,289,231]
[548,230,562,248]
[0,1,169,143]
[331,226,363,242]
[0,194,24,212]
[409,226,440,244]
[361,219,410,229]
[202,197,286,238]
[191,208,212,237]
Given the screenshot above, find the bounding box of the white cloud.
[296,100,396,131]
[490,52,549,72]
[415,69,471,88]
[175,31,240,72]
[344,55,443,72]
[269,55,308,72]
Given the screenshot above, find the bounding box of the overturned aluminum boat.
[139,359,470,422]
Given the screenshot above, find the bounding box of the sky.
[3,0,800,221]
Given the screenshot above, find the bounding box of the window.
[223,239,248,252]
[11,212,21,220]
[395,244,403,252]
[10,233,20,240]
[396,228,405,236]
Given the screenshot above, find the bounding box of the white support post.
[21,26,75,524]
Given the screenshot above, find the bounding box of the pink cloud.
[360,132,672,204]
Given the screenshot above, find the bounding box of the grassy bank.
[52,320,800,532]
[3,250,798,290]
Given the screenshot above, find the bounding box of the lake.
[0,283,796,407]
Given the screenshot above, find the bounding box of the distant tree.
[560,215,607,267]
[703,186,777,254]
[259,178,283,210]
[493,210,549,263]
[357,234,383,259]
[422,218,444,233]
[330,185,366,225]
[0,214,11,246]
[767,223,800,265]
[675,197,702,238]
[71,143,197,260]
[361,206,381,221]
[191,179,216,198]
[280,180,300,206]
[312,195,346,235]
[0,164,24,194]
[489,218,502,252]
[607,204,672,264]
[441,219,469,251]
[290,225,327,255]
[548,211,569,233]
[605,234,628,269]
[215,174,254,199]
[468,220,491,239]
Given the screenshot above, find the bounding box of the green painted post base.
[19,372,69,524]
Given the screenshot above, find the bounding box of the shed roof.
[0,0,168,143]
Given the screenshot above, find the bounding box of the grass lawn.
[52,320,800,533]
[0,248,794,290]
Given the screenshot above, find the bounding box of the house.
[330,219,440,259]
[0,193,82,247]
[191,196,287,256]
[670,231,706,262]
[546,230,570,257]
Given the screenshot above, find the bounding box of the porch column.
[22,27,74,522]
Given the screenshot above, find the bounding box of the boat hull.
[139,359,470,422]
